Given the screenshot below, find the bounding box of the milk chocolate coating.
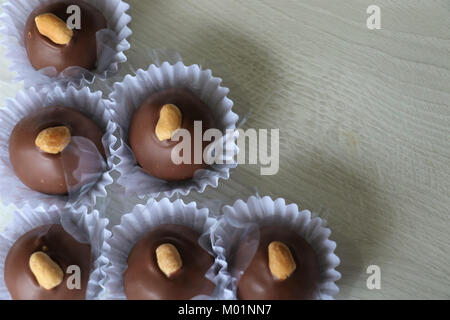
[25,0,107,72]
[9,106,105,195]
[129,88,217,181]
[4,224,92,300]
[123,224,215,300]
[236,226,320,300]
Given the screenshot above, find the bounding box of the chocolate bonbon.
[4,224,92,300]
[235,226,320,300]
[9,106,105,195]
[123,224,215,300]
[128,88,216,181]
[25,0,107,72]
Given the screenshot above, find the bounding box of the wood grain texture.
[0,0,449,299]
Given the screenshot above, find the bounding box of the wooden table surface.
[0,0,449,300]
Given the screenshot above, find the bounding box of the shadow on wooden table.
[185,26,279,126]
[124,0,280,126]
[293,154,395,299]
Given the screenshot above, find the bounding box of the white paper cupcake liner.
[0,204,111,300]
[105,197,220,300]
[0,85,116,211]
[212,195,341,300]
[108,61,239,199]
[0,0,132,88]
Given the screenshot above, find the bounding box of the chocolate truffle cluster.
[0,0,335,303]
[122,224,320,300]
